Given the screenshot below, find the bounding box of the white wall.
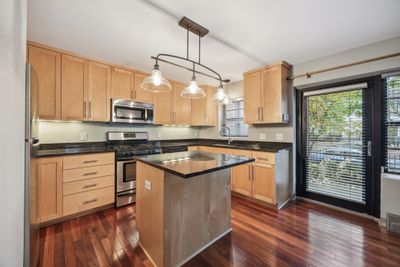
[37,121,199,143]
[198,81,293,143]
[0,0,27,266]
[292,36,400,219]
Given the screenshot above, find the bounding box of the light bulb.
[215,88,225,100]
[152,69,162,86]
[189,80,198,93]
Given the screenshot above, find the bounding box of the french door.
[297,78,380,215]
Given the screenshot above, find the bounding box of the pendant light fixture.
[141,63,172,92]
[142,17,230,98]
[221,82,233,104]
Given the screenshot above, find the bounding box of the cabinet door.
[262,65,289,123]
[231,164,252,196]
[37,157,63,223]
[28,45,61,120]
[252,164,276,204]
[244,71,262,124]
[111,67,134,100]
[173,83,191,125]
[134,73,153,103]
[88,61,111,122]
[61,55,88,121]
[191,86,217,126]
[153,89,172,124]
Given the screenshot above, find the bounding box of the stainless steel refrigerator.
[24,63,40,267]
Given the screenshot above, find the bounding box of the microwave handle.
[145,109,148,121]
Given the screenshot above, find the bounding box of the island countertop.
[136,151,254,178]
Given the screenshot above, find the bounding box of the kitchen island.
[135,151,254,267]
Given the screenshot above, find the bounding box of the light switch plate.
[144,180,152,190]
[80,132,88,141]
[276,133,284,141]
[259,133,266,140]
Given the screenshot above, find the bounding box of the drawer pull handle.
[83,172,98,176]
[82,183,98,189]
[257,157,269,161]
[83,198,98,205]
[83,160,98,164]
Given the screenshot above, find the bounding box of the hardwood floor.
[39,196,400,267]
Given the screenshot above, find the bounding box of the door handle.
[82,183,98,189]
[83,198,98,205]
[261,107,263,121]
[367,141,372,157]
[83,102,86,117]
[88,101,92,120]
[83,172,98,176]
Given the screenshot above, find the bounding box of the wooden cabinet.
[252,163,276,204]
[196,146,289,208]
[153,88,173,125]
[244,71,262,124]
[88,61,111,122]
[28,45,61,120]
[134,72,153,103]
[243,62,290,124]
[61,54,88,121]
[231,164,252,196]
[62,152,115,216]
[173,82,191,125]
[37,157,63,223]
[111,67,134,100]
[191,86,218,126]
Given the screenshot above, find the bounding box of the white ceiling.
[28,0,400,84]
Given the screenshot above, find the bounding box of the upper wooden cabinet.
[191,86,217,126]
[28,45,61,120]
[153,88,173,125]
[173,83,191,125]
[61,54,88,121]
[88,61,111,122]
[243,62,291,124]
[134,73,153,103]
[111,67,135,100]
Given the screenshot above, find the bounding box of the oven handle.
[117,190,136,197]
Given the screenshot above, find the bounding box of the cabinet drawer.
[252,151,275,164]
[63,175,114,196]
[224,148,252,157]
[63,152,114,169]
[63,186,114,216]
[63,164,114,182]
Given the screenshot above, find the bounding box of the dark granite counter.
[34,142,115,157]
[160,139,292,153]
[136,151,254,178]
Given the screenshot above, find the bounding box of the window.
[221,99,248,137]
[384,74,400,174]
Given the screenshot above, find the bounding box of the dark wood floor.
[39,196,400,267]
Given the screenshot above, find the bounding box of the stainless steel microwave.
[111,99,154,124]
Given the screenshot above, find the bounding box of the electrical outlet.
[80,132,88,141]
[276,133,284,141]
[259,133,266,140]
[194,132,199,137]
[145,180,152,190]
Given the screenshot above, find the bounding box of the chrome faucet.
[219,126,232,144]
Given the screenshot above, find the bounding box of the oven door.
[117,160,136,192]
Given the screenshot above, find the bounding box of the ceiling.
[28,0,400,84]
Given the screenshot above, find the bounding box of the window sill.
[381,172,400,181]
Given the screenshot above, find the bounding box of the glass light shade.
[180,79,206,99]
[221,95,233,105]
[213,87,226,101]
[141,69,172,92]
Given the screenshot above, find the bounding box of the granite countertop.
[35,139,292,157]
[160,139,292,153]
[136,151,254,178]
[34,142,115,157]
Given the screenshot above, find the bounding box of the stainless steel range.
[107,131,161,207]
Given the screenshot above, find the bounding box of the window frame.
[220,98,248,138]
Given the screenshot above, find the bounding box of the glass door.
[300,82,372,212]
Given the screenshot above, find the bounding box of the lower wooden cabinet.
[36,152,115,225]
[191,146,289,208]
[37,157,63,223]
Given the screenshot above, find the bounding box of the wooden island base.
[136,161,232,267]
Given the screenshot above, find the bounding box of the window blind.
[384,74,400,174]
[221,99,248,137]
[304,87,367,204]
